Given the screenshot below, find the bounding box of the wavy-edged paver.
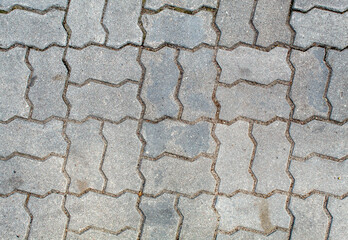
[66,229,138,239]
[145,0,217,10]
[293,0,348,11]
[217,231,288,239]
[327,197,348,239]
[0,0,67,11]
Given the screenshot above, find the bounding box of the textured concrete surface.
[0,1,347,239]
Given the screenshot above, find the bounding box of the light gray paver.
[0,0,67,10]
[67,229,137,239]
[0,10,66,49]
[291,9,348,49]
[215,121,254,193]
[217,47,291,85]
[0,48,30,121]
[145,0,217,10]
[327,197,348,240]
[142,9,216,48]
[293,0,348,11]
[217,231,288,240]
[216,0,255,47]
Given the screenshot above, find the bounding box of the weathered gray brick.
[67,229,137,239]
[67,0,105,47]
[327,197,348,240]
[142,120,216,158]
[290,47,329,120]
[217,47,291,85]
[178,48,216,121]
[103,120,142,194]
[0,0,67,10]
[0,48,30,121]
[290,121,348,159]
[293,0,348,12]
[141,48,179,120]
[142,156,215,195]
[178,194,216,239]
[0,156,66,195]
[217,83,290,121]
[216,0,255,47]
[0,10,66,48]
[291,9,348,49]
[0,119,67,158]
[142,9,216,48]
[28,194,66,239]
[217,231,288,240]
[215,121,254,193]
[145,0,217,10]
[67,82,141,121]
[29,47,67,120]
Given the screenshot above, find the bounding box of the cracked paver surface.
[0,0,347,239]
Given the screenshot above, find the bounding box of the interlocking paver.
[66,229,137,239]
[0,0,67,10]
[217,231,288,240]
[145,0,217,10]
[293,0,348,11]
[327,197,348,239]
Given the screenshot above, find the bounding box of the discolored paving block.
[217,230,288,240]
[293,0,348,12]
[145,0,217,10]
[66,229,138,239]
[0,0,67,10]
[327,197,348,239]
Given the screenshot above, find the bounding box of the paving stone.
[216,231,288,240]
[145,0,217,10]
[142,9,216,48]
[254,0,292,47]
[141,48,179,120]
[104,0,142,47]
[293,0,348,11]
[66,192,139,232]
[0,194,29,240]
[0,10,66,49]
[0,48,30,121]
[290,157,348,196]
[0,156,66,195]
[291,9,348,49]
[327,49,348,122]
[290,47,329,120]
[67,82,141,121]
[28,47,67,120]
[67,229,137,239]
[217,47,291,85]
[216,194,290,232]
[290,121,348,159]
[327,197,348,240]
[290,195,328,239]
[142,156,215,195]
[67,46,141,85]
[142,120,216,158]
[217,83,290,121]
[0,0,67,10]
[178,194,216,239]
[215,121,254,193]
[102,120,142,194]
[252,121,291,194]
[178,48,216,121]
[0,119,67,158]
[140,194,179,239]
[216,0,255,47]
[67,0,105,47]
[28,194,66,239]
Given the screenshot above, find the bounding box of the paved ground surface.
[0,0,347,239]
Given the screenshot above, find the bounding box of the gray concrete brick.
[66,192,140,232]
[293,0,348,11]
[327,49,348,122]
[0,156,66,195]
[290,47,329,120]
[142,9,216,48]
[141,48,179,120]
[142,120,216,158]
[290,121,348,159]
[290,195,328,240]
[0,0,67,10]
[252,122,290,194]
[0,194,29,240]
[28,194,66,240]
[0,10,66,49]
[104,0,142,47]
[178,194,216,240]
[217,83,290,121]
[216,0,255,47]
[217,47,291,85]
[327,197,348,240]
[142,156,215,195]
[178,48,216,121]
[216,194,290,232]
[0,48,30,121]
[67,0,105,47]
[291,9,348,49]
[28,47,67,120]
[103,120,142,194]
[67,82,141,121]
[215,121,254,193]
[67,229,137,239]
[66,120,104,194]
[145,0,217,10]
[254,0,292,47]
[67,46,141,85]
[0,119,67,158]
[217,231,288,240]
[140,194,179,239]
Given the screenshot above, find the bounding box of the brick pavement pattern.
[0,0,347,239]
